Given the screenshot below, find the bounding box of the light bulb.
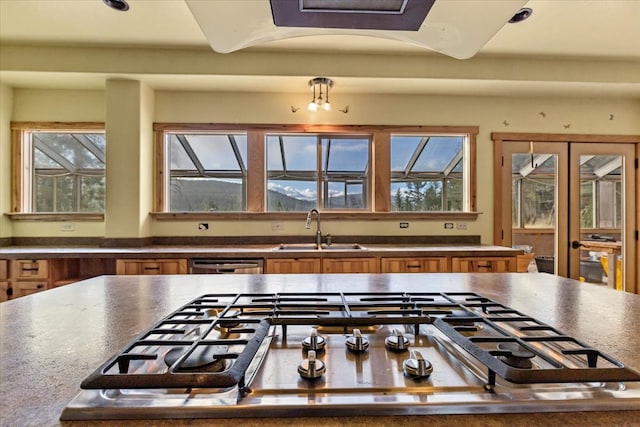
[307,102,318,112]
[323,101,331,111]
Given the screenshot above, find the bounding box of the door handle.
[571,241,583,249]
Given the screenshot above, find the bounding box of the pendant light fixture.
[307,77,333,112]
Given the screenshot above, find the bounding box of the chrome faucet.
[305,208,322,246]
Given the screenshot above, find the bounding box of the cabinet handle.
[22,267,40,272]
[144,267,161,271]
[407,265,420,269]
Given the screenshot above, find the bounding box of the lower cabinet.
[265,257,378,274]
[265,258,322,274]
[10,280,48,298]
[115,259,188,275]
[451,256,517,273]
[322,257,379,273]
[0,281,10,302]
[381,257,448,273]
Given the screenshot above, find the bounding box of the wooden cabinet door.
[451,257,516,273]
[116,259,188,275]
[322,258,379,274]
[11,280,48,298]
[265,258,321,274]
[0,260,8,280]
[381,257,448,273]
[0,281,10,302]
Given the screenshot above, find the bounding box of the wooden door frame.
[492,132,639,294]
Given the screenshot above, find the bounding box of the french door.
[495,135,637,293]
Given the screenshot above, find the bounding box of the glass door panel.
[501,142,568,276]
[569,143,636,292]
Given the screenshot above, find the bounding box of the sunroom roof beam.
[176,134,205,175]
[73,134,105,164]
[227,135,246,174]
[403,136,429,178]
[594,157,622,178]
[518,154,552,178]
[443,148,463,177]
[33,137,77,173]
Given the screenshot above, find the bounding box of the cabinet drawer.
[322,258,379,274]
[451,257,516,273]
[381,257,448,273]
[10,259,49,280]
[116,259,188,275]
[265,258,321,274]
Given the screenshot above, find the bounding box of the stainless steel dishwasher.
[189,259,263,274]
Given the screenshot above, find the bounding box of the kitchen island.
[1,273,639,426]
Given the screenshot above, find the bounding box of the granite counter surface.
[0,244,522,259]
[1,273,639,426]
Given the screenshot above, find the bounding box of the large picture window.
[390,135,466,212]
[153,124,477,218]
[12,125,106,214]
[165,132,248,212]
[266,134,370,211]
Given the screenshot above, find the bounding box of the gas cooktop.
[61,292,640,420]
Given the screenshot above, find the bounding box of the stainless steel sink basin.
[272,243,367,251]
[321,243,367,250]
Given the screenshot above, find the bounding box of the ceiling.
[1,0,639,97]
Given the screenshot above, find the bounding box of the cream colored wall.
[0,84,13,239]
[4,87,640,242]
[154,91,640,241]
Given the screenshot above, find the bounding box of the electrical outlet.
[444,222,454,229]
[60,222,74,232]
[198,223,209,230]
[271,222,284,231]
[399,222,409,229]
[456,222,468,230]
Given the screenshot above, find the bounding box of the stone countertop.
[0,244,523,259]
[2,273,639,426]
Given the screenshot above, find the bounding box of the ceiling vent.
[270,0,436,31]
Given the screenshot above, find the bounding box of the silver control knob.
[298,350,326,380]
[345,329,369,352]
[403,350,433,379]
[385,329,410,351]
[302,328,326,352]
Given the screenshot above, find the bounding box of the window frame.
[153,123,478,220]
[9,122,105,221]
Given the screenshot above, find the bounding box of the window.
[266,133,370,211]
[13,125,106,213]
[165,132,248,212]
[579,155,623,229]
[511,153,556,228]
[390,135,466,212]
[154,124,477,218]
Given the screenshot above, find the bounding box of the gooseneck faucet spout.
[305,209,322,246]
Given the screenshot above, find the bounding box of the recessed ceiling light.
[509,7,532,23]
[102,0,130,12]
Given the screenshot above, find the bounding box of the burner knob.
[302,328,326,352]
[298,350,326,380]
[385,329,410,351]
[345,329,369,352]
[403,350,433,379]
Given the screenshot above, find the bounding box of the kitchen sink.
[273,243,367,251]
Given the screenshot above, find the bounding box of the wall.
[3,86,640,243]
[0,84,13,240]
